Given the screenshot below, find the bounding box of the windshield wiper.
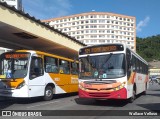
[96,53,113,80]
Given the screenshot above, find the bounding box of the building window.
[86,30,89,33]
[99,35,105,38]
[85,20,89,23]
[99,25,105,28]
[77,36,80,39]
[72,22,75,25]
[86,25,89,28]
[99,20,105,23]
[91,40,97,43]
[85,15,89,18]
[72,17,75,20]
[99,40,105,43]
[91,30,97,33]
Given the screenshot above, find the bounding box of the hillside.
[136,35,160,62]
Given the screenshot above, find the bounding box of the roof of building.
[42,11,136,22]
[0,2,86,46]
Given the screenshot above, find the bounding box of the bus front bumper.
[0,86,28,98]
[79,88,127,99]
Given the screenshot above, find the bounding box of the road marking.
[27,100,60,109]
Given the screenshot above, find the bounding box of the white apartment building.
[43,12,136,51]
[0,0,22,11]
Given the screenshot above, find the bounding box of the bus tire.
[43,86,53,101]
[128,88,136,103]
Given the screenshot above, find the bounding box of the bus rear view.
[78,43,148,102]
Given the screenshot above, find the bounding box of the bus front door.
[28,56,45,97]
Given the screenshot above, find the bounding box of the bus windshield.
[0,52,30,79]
[79,53,126,79]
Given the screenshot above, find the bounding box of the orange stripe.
[49,73,78,93]
[80,82,122,90]
[127,72,136,85]
[2,78,24,88]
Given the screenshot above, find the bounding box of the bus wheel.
[128,89,136,103]
[43,86,53,101]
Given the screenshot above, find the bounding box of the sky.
[23,0,160,38]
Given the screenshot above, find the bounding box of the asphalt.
[0,83,160,119]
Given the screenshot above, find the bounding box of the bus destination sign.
[5,54,29,59]
[79,44,124,55]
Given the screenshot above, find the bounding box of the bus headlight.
[16,81,25,89]
[79,83,86,90]
[114,82,126,91]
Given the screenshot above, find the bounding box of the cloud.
[23,0,72,20]
[137,16,150,32]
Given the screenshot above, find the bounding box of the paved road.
[0,83,160,119]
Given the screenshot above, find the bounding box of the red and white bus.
[78,43,149,102]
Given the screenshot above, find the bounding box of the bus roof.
[5,50,77,62]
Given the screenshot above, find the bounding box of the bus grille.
[89,92,110,97]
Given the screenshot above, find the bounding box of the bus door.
[28,55,45,97]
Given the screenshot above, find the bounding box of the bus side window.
[30,56,44,79]
[59,60,70,74]
[132,56,136,72]
[126,49,131,78]
[45,56,58,73]
[71,62,78,75]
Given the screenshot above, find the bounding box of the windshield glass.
[79,53,126,79]
[0,52,30,79]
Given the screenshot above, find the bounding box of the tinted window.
[45,56,58,73]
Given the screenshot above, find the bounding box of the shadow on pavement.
[145,93,160,97]
[0,92,78,109]
[137,103,160,111]
[75,98,128,107]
